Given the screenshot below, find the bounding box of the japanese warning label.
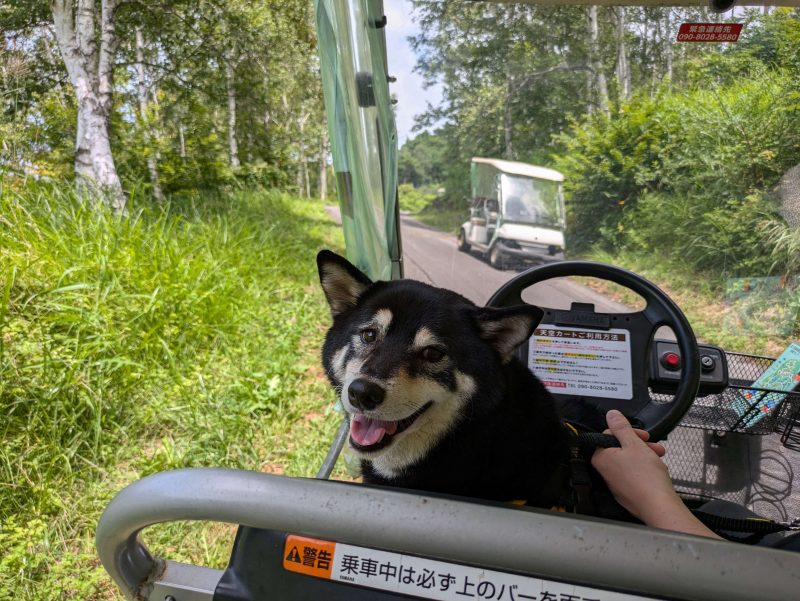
[528,325,633,400]
[283,535,335,579]
[283,534,659,601]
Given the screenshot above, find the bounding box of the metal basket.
[677,352,800,436]
[663,352,800,520]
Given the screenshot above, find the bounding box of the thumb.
[605,410,642,448]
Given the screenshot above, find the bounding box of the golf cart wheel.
[457,229,470,252]
[489,244,504,269]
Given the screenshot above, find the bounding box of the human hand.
[591,410,721,538]
[591,410,674,523]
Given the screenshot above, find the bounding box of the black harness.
[562,423,624,517]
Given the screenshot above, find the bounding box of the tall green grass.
[0,182,343,599]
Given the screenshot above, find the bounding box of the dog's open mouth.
[349,401,434,452]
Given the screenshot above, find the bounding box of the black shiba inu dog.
[316,249,610,510]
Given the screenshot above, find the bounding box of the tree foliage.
[0,0,327,199]
[554,10,800,277]
[403,5,800,278]
[398,131,447,187]
[404,2,715,203]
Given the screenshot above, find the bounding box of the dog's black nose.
[348,379,386,411]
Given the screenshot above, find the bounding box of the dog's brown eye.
[422,347,445,362]
[360,328,377,343]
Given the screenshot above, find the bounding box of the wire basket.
[676,352,800,436]
[661,352,800,517]
[779,401,800,451]
[664,425,798,521]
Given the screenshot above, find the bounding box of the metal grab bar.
[96,468,800,601]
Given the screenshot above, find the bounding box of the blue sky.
[384,1,443,146]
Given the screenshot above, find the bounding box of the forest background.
[1,1,800,599]
[400,3,800,351]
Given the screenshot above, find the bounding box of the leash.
[573,428,800,544]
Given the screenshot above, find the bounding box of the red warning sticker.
[677,23,743,42]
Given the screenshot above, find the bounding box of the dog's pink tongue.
[350,415,398,446]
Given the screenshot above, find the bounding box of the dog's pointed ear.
[473,305,544,362]
[317,250,373,317]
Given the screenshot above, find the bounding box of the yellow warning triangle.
[285,546,301,563]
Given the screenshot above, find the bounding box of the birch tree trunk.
[50,0,125,212]
[135,27,164,202]
[615,7,631,102]
[663,9,674,84]
[503,73,514,160]
[650,11,662,94]
[296,162,303,196]
[296,110,309,196]
[587,6,609,115]
[178,122,186,159]
[225,52,240,168]
[262,72,271,129]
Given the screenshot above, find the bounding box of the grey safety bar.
[96,468,800,601]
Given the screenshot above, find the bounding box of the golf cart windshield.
[314,0,400,281]
[502,174,564,227]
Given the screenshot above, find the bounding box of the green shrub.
[554,93,668,253]
[623,191,780,277]
[553,68,800,274]
[398,183,438,213]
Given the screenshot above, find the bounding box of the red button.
[662,352,681,370]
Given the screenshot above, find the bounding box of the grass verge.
[0,182,344,599]
[412,207,469,234]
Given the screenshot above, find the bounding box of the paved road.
[401,216,636,310]
[327,206,631,311]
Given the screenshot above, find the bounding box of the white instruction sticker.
[283,534,658,601]
[528,325,633,400]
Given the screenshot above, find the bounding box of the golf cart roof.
[472,157,565,182]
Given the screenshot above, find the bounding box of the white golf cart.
[458,158,566,269]
[96,1,800,600]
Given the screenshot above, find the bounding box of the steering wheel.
[487,261,700,441]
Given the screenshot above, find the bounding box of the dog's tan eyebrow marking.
[373,308,393,332]
[455,371,476,399]
[412,327,442,350]
[353,309,393,344]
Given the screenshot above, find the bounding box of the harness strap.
[568,445,596,515]
[564,423,610,516]
[576,432,620,451]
